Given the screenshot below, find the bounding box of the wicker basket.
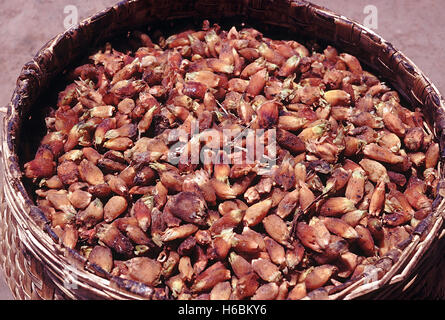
[1,0,445,300]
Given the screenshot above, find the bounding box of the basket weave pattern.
[1,0,445,300]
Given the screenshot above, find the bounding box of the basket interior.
[7,0,445,300]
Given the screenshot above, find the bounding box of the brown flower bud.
[24,146,56,179]
[252,283,279,300]
[404,127,424,151]
[319,197,356,217]
[341,210,367,227]
[79,159,105,185]
[264,236,286,266]
[363,143,405,164]
[210,281,232,300]
[243,198,273,227]
[355,225,375,256]
[228,252,253,278]
[251,258,282,283]
[305,265,337,291]
[425,143,439,169]
[320,217,359,239]
[88,245,113,273]
[167,192,208,226]
[286,240,305,270]
[288,283,307,300]
[369,179,386,217]
[233,272,259,300]
[61,224,78,249]
[103,137,134,151]
[96,223,133,256]
[359,159,389,183]
[161,224,199,242]
[257,100,279,129]
[57,160,80,185]
[324,90,350,106]
[191,262,231,293]
[68,189,92,209]
[296,222,323,253]
[345,169,366,204]
[178,256,194,282]
[124,257,162,286]
[104,196,128,223]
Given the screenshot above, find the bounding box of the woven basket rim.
[3,0,445,300]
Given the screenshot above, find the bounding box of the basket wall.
[1,0,445,300]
